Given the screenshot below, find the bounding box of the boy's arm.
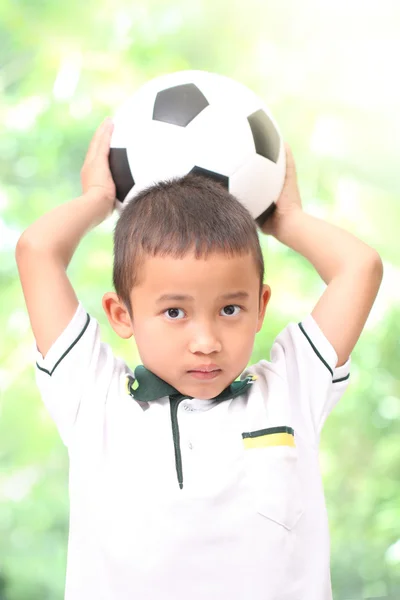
[15,118,116,358]
[269,209,383,367]
[15,190,113,357]
[261,143,383,367]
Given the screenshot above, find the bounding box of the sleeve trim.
[298,322,333,377]
[332,373,350,384]
[36,313,91,377]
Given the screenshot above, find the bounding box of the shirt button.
[188,442,193,449]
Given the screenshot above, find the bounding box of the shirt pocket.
[242,426,304,530]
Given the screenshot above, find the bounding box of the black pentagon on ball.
[109,148,135,202]
[153,84,209,127]
[189,166,229,189]
[247,109,280,163]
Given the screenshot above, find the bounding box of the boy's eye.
[164,308,185,320]
[163,305,241,320]
[220,304,241,317]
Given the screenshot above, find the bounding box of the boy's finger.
[98,119,114,156]
[85,119,111,162]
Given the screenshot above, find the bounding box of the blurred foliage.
[1,0,400,598]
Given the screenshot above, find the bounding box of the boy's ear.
[256,284,271,333]
[102,292,134,339]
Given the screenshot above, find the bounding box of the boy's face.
[104,251,271,400]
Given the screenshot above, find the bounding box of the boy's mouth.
[187,365,221,380]
[188,364,220,373]
[188,369,221,381]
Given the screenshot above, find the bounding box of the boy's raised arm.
[15,118,116,358]
[269,208,383,367]
[262,143,383,368]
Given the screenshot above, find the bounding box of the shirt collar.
[126,365,257,403]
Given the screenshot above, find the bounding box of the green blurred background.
[1,0,399,598]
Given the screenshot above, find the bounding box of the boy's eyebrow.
[155,291,250,303]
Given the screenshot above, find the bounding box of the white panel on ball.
[124,123,193,203]
[185,104,255,177]
[230,149,286,219]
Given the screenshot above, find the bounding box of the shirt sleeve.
[269,314,351,438]
[35,302,128,447]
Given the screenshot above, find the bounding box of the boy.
[16,117,383,600]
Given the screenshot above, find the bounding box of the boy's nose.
[188,325,222,354]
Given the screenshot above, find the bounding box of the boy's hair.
[112,174,265,319]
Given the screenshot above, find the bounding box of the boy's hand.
[81,117,116,206]
[261,142,303,237]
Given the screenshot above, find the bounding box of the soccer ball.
[109,70,286,226]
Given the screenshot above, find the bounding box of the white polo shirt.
[35,303,351,600]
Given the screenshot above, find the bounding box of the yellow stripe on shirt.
[243,432,295,449]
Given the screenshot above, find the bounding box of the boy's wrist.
[261,206,303,242]
[82,189,115,223]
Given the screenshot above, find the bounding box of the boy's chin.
[180,376,228,400]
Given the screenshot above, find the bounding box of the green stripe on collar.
[127,366,257,402]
